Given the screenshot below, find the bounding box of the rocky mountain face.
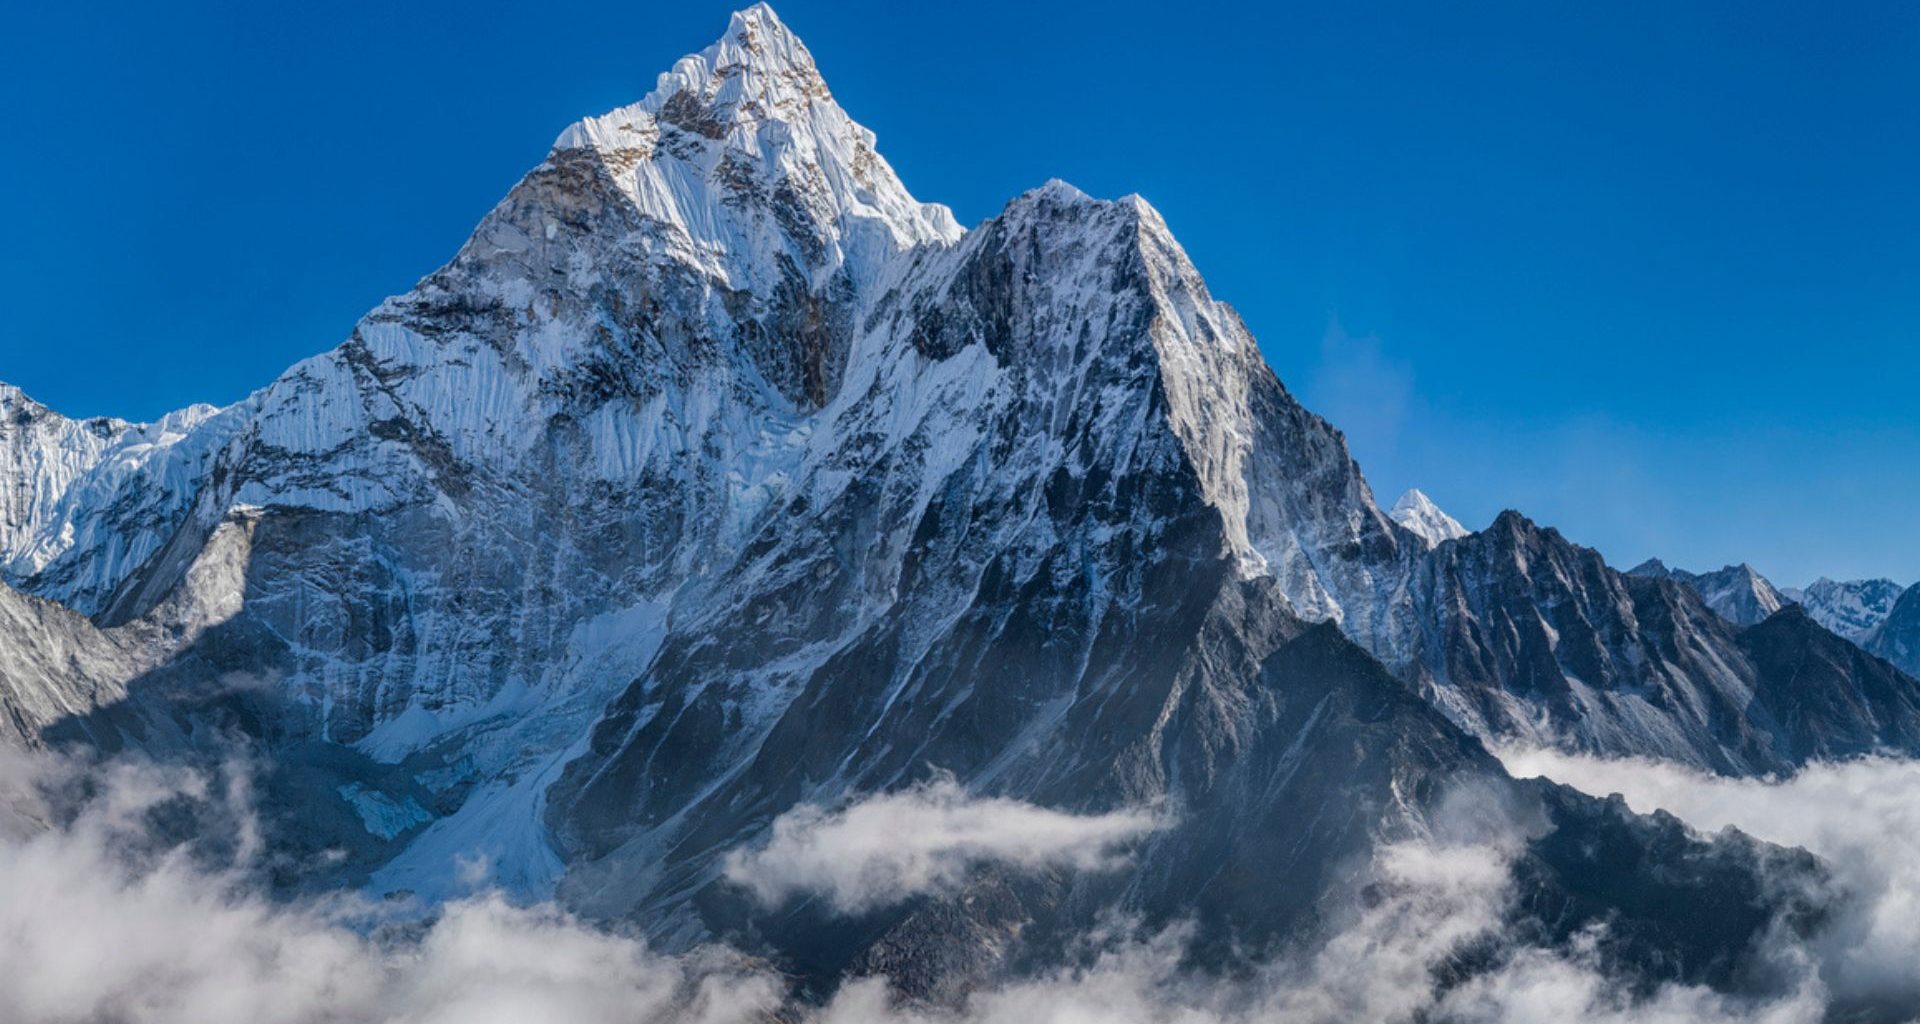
[0,581,135,746]
[1775,575,1920,682]
[1868,584,1920,680]
[1371,514,1920,774]
[1765,575,1920,680]
[0,2,1907,1004]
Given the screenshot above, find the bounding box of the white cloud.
[1432,931,1823,1024]
[1500,746,1920,1013]
[0,745,1894,1024]
[807,820,1815,1024]
[0,748,778,1024]
[723,777,1165,914]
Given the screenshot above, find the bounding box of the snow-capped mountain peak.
[1626,558,1787,627]
[0,383,237,611]
[1783,576,1907,643]
[1388,488,1468,547]
[557,4,826,149]
[552,3,960,278]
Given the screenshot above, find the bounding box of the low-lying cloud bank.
[1,744,1908,1023]
[1501,746,1920,1014]
[809,828,1818,1024]
[0,749,779,1024]
[723,777,1163,913]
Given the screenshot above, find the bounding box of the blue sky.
[3,1,1916,586]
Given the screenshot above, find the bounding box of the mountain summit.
[1387,487,1468,547]
[1628,557,1789,626]
[552,3,961,301]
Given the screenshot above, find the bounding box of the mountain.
[0,0,1419,912]
[0,580,135,746]
[1379,515,1920,773]
[1626,557,1788,627]
[0,4,1423,775]
[0,3,1900,1004]
[1768,576,1920,681]
[0,541,249,751]
[1868,584,1920,680]
[0,383,238,616]
[1784,576,1907,643]
[1387,487,1468,548]
[8,4,1901,790]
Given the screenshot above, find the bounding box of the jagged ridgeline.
[3,2,1919,1007]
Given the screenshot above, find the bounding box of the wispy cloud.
[723,777,1165,914]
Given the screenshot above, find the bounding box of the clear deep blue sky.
[3,1,1916,586]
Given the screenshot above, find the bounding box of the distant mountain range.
[1626,560,1920,680]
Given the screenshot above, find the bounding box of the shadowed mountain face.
[1376,512,1920,774]
[0,2,1902,1004]
[1867,584,1920,680]
[1630,562,1920,717]
[1768,575,1920,683]
[1743,604,1920,759]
